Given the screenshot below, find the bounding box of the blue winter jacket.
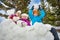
[28,9,45,25]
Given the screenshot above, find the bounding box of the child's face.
[21,16,28,19]
[16,12,21,17]
[33,9,39,16]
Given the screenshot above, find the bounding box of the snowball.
[33,4,39,9]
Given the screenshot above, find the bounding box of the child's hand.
[31,6,34,10]
[17,20,27,27]
[39,5,42,10]
[13,17,20,21]
[17,20,23,27]
[21,22,27,27]
[39,5,41,9]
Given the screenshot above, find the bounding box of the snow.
[0,19,54,40]
[0,1,15,15]
[6,8,15,15]
[0,16,6,23]
[33,4,39,9]
[44,2,49,8]
[27,0,48,9]
[27,0,41,9]
[0,10,6,15]
[0,8,15,15]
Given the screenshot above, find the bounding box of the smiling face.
[16,10,21,16]
[21,16,28,19]
[33,9,39,16]
[15,12,21,18]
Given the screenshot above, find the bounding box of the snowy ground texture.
[0,19,55,40]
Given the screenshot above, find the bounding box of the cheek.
[16,13,20,16]
[21,17,24,18]
[24,17,28,19]
[16,14,19,16]
[25,17,28,19]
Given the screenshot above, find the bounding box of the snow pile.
[6,8,15,15]
[0,8,15,15]
[0,10,6,15]
[0,16,6,23]
[45,24,53,30]
[0,20,54,40]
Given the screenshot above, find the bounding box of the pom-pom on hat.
[21,13,29,17]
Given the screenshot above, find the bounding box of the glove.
[13,17,20,21]
[31,6,34,10]
[39,5,42,10]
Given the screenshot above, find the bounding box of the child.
[20,13,31,26]
[29,5,59,40]
[28,5,45,25]
[8,10,21,24]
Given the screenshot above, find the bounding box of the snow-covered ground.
[0,8,15,15]
[0,19,54,40]
[0,10,6,15]
[0,19,60,39]
[0,16,6,23]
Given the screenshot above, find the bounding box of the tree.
[46,0,60,26]
[0,0,30,13]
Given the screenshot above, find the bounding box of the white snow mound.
[0,20,54,40]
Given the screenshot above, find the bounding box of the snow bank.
[0,20,54,40]
[0,16,6,23]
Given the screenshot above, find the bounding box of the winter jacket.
[28,9,45,25]
[20,19,31,26]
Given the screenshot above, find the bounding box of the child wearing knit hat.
[28,4,45,25]
[8,10,21,24]
[20,13,31,26]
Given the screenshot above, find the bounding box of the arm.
[28,9,34,20]
[39,9,46,19]
[8,14,13,19]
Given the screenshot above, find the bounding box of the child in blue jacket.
[28,5,59,40]
[28,6,45,25]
